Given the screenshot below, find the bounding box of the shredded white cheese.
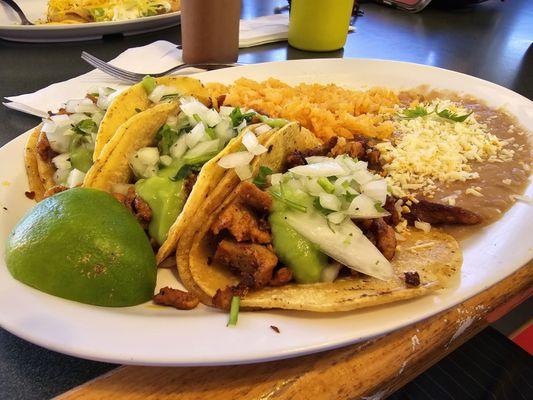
[377,99,511,197]
[414,220,431,233]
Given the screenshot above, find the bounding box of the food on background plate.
[5,188,156,306]
[44,0,180,24]
[176,123,465,311]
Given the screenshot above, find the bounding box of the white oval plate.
[0,0,180,42]
[0,59,532,366]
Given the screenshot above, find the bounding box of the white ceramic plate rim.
[0,58,531,366]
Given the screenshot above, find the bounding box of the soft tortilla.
[24,126,47,201]
[176,122,323,305]
[179,123,463,310]
[83,102,177,192]
[93,76,209,161]
[155,123,278,264]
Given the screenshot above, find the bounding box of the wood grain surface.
[58,262,532,400]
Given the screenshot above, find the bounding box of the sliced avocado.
[269,197,328,283]
[135,159,188,245]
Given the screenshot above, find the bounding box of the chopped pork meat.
[404,199,482,225]
[211,202,271,243]
[153,287,199,310]
[36,133,57,163]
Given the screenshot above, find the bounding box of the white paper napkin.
[4,14,354,117]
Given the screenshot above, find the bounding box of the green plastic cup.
[288,0,354,52]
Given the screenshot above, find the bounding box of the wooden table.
[0,1,532,399]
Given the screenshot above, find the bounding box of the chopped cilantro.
[374,202,386,213]
[171,164,202,182]
[72,119,97,135]
[252,166,273,188]
[229,107,256,127]
[398,105,432,119]
[435,107,473,122]
[155,124,179,156]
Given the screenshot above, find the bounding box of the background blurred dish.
[0,0,180,42]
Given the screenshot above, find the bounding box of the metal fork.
[81,51,243,83]
[1,0,34,25]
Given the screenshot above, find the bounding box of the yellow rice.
[206,78,400,142]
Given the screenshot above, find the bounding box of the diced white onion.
[348,194,386,219]
[290,161,346,177]
[41,120,56,134]
[214,118,234,144]
[185,122,207,149]
[320,262,342,283]
[170,135,188,160]
[159,155,173,166]
[53,168,70,185]
[285,211,393,281]
[129,147,159,178]
[270,173,282,186]
[75,99,99,114]
[414,221,432,233]
[179,99,209,118]
[236,119,247,132]
[304,177,325,196]
[242,130,267,155]
[203,109,221,127]
[327,211,346,224]
[305,156,332,164]
[65,99,82,113]
[50,114,71,126]
[235,164,252,181]
[242,130,258,150]
[319,193,341,211]
[148,85,178,103]
[254,124,272,136]
[217,151,254,169]
[219,106,235,116]
[352,169,375,185]
[91,111,104,126]
[52,153,71,171]
[362,179,388,204]
[67,169,86,188]
[184,139,220,161]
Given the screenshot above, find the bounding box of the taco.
[25,76,208,201]
[177,123,476,311]
[83,91,289,262]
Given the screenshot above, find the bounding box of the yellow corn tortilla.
[155,124,279,264]
[85,99,283,262]
[93,76,210,161]
[178,124,463,310]
[24,126,47,202]
[176,122,323,305]
[83,102,177,192]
